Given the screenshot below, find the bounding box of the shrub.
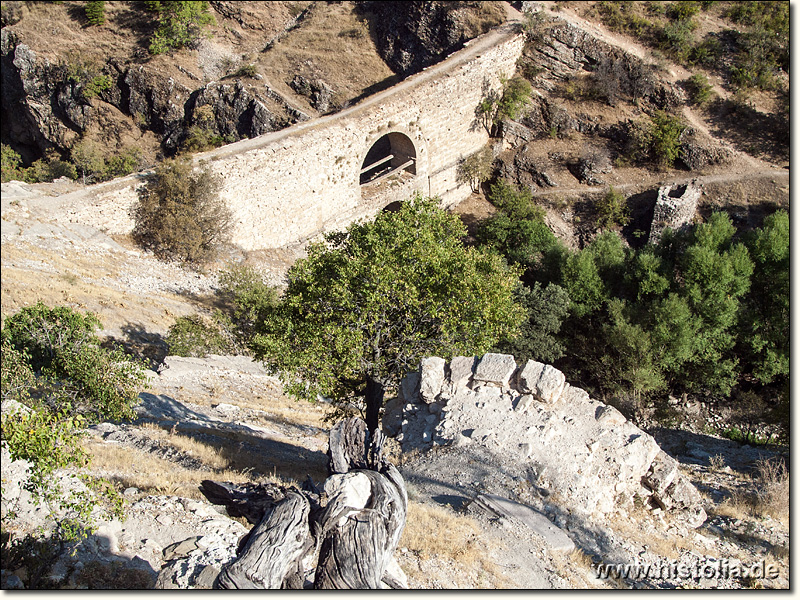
[626,111,686,169]
[24,156,77,183]
[668,1,701,21]
[131,158,231,264]
[596,186,630,229]
[685,72,714,105]
[165,314,238,357]
[217,264,279,345]
[457,145,494,192]
[1,304,141,550]
[233,64,258,78]
[103,147,143,179]
[146,1,216,55]
[2,303,145,422]
[660,17,696,62]
[84,1,106,26]
[476,76,532,135]
[1,144,25,182]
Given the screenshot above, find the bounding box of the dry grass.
[714,458,789,525]
[400,501,483,563]
[397,500,513,588]
[84,434,299,500]
[753,457,789,525]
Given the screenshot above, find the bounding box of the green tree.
[596,186,630,228]
[131,158,231,264]
[146,1,215,55]
[2,304,143,547]
[71,139,105,184]
[477,76,532,136]
[251,195,525,430]
[560,248,606,318]
[739,210,789,384]
[477,180,557,271]
[677,212,754,394]
[84,1,106,26]
[457,145,494,192]
[495,282,570,364]
[597,298,666,400]
[217,264,279,345]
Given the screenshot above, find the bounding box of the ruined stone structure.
[66,21,526,251]
[648,180,702,245]
[386,353,707,529]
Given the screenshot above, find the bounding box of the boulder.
[419,356,446,403]
[473,353,517,387]
[518,360,565,403]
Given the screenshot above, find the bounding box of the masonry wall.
[73,27,525,251]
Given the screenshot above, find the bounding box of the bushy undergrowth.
[1,303,145,580]
[477,179,788,436]
[165,264,278,357]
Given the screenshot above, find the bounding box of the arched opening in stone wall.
[359,132,416,185]
[382,200,404,213]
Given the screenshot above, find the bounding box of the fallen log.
[200,416,408,589]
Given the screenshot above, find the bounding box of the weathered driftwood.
[216,490,313,589]
[200,416,408,589]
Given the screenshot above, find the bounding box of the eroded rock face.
[366,1,491,77]
[0,29,296,160]
[388,353,707,528]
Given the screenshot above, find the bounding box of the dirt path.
[535,2,773,171]
[526,168,788,198]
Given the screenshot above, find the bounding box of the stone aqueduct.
[72,20,526,251]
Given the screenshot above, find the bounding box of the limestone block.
[448,356,477,387]
[475,494,575,553]
[419,357,446,403]
[519,360,566,403]
[399,371,421,404]
[595,404,626,427]
[514,394,534,413]
[537,365,566,403]
[621,434,661,475]
[643,450,679,496]
[518,360,545,393]
[560,384,590,404]
[664,475,703,510]
[473,353,517,387]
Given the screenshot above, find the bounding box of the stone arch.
[359,132,417,186]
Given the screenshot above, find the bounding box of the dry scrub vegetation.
[715,457,789,525]
[398,500,509,588]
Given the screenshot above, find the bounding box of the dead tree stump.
[201,417,407,589]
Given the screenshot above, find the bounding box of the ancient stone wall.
[385,353,707,528]
[648,180,702,244]
[69,25,526,251]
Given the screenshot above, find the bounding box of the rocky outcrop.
[1,29,79,159]
[519,9,685,112]
[0,29,300,160]
[497,141,558,191]
[385,353,707,529]
[365,1,503,77]
[647,180,702,244]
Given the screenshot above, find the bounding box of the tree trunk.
[200,417,407,589]
[216,490,314,589]
[365,376,384,433]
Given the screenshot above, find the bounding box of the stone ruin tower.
[648,180,702,245]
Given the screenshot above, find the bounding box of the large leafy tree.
[739,209,789,384]
[251,196,525,430]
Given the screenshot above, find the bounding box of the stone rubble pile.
[384,353,706,528]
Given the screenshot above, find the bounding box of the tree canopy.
[251,195,525,430]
